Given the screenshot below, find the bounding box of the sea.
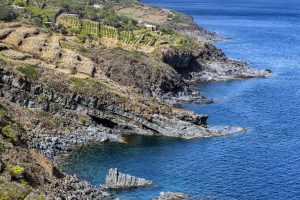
[60,0,300,199]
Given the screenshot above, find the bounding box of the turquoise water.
[60,0,300,199]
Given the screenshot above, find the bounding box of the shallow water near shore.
[60,0,300,199]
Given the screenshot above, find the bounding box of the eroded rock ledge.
[162,44,271,83]
[0,68,232,161]
[102,168,154,189]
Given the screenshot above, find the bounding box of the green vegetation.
[12,0,24,6]
[0,179,29,200]
[1,124,16,143]
[82,19,99,36]
[154,67,161,77]
[87,79,111,91]
[37,95,47,103]
[119,31,136,44]
[132,50,142,59]
[26,6,55,25]
[0,54,12,64]
[16,66,39,80]
[174,36,194,50]
[0,109,8,120]
[59,14,81,31]
[80,118,88,126]
[77,29,90,43]
[57,13,156,47]
[2,0,195,52]
[117,94,129,102]
[100,25,119,39]
[70,77,85,89]
[171,11,192,24]
[70,77,113,94]
[19,178,29,189]
[9,165,24,177]
[51,103,62,112]
[0,143,5,154]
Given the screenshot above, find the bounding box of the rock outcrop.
[42,174,112,200]
[0,62,244,162]
[153,192,189,200]
[162,43,271,83]
[0,107,112,200]
[103,168,154,189]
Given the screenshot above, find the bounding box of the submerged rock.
[103,168,154,189]
[153,192,189,200]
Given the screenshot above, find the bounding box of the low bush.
[1,124,16,143]
[16,66,39,80]
[70,77,85,89]
[9,165,24,177]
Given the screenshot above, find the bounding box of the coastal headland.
[0,0,271,199]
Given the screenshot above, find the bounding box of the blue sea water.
[60,0,300,199]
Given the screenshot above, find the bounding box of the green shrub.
[9,165,24,177]
[12,0,24,6]
[70,77,85,89]
[80,118,87,126]
[51,103,62,112]
[16,66,39,80]
[0,109,8,120]
[19,178,29,189]
[77,29,90,43]
[87,79,111,91]
[132,50,141,59]
[0,54,11,64]
[26,6,54,25]
[0,179,29,199]
[1,124,16,143]
[175,37,188,46]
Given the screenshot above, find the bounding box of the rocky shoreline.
[0,1,272,199]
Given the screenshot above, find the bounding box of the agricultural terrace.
[56,14,157,47]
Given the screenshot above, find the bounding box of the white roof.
[145,24,156,28]
[93,4,103,8]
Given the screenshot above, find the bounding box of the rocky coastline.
[0,1,272,199]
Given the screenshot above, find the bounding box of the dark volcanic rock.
[177,114,208,126]
[103,168,154,189]
[43,174,112,200]
[162,43,271,83]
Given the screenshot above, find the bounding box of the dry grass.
[115,5,170,25]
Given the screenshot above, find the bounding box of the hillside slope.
[0,1,270,199]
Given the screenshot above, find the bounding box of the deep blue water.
[60,0,300,199]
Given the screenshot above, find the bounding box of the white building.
[144,23,157,31]
[93,4,103,9]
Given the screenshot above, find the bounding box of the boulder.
[153,192,189,200]
[103,168,154,189]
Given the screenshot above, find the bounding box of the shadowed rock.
[103,168,154,189]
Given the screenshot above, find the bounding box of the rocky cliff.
[0,0,271,199]
[162,43,271,83]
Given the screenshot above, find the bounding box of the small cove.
[60,0,300,199]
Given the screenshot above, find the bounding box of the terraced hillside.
[56,14,157,48]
